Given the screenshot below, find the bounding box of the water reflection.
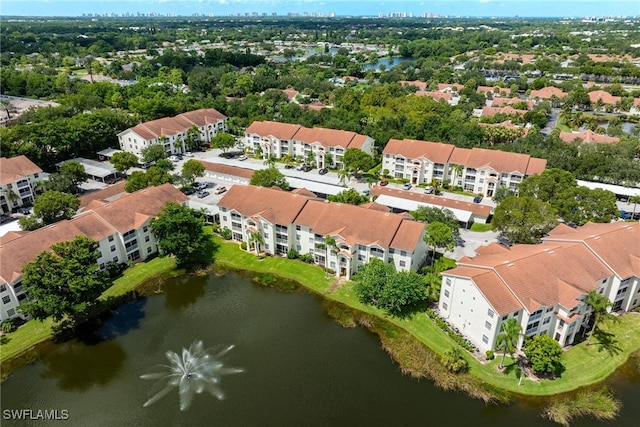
[40,340,126,391]
[164,275,207,312]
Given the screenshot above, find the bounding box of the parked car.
[296,164,305,171]
[473,195,483,203]
[302,165,312,172]
[194,182,208,191]
[168,155,179,162]
[424,186,434,194]
[379,180,389,186]
[183,151,194,157]
[196,190,210,199]
[214,186,227,195]
[176,154,183,160]
[237,155,248,161]
[181,188,196,195]
[318,168,328,175]
[17,207,31,215]
[402,183,412,190]
[362,189,370,195]
[0,214,16,225]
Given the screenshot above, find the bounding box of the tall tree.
[410,206,459,236]
[343,148,374,177]
[518,169,577,203]
[249,166,289,190]
[584,290,614,346]
[492,196,557,244]
[324,235,338,278]
[495,318,522,369]
[424,221,455,267]
[58,160,88,191]
[248,231,264,256]
[141,144,167,164]
[181,159,205,184]
[110,151,139,174]
[20,236,110,323]
[19,191,80,230]
[149,202,212,267]
[211,133,237,154]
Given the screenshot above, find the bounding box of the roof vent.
[548,250,554,254]
[507,263,514,267]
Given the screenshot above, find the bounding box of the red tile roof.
[245,121,301,140]
[559,130,620,144]
[588,90,621,105]
[125,108,227,140]
[246,121,371,149]
[197,160,255,179]
[0,156,42,185]
[415,91,452,102]
[530,86,568,99]
[382,139,455,163]
[480,106,528,117]
[491,97,534,109]
[449,147,546,175]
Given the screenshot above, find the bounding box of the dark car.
[318,168,328,175]
[473,195,483,203]
[17,207,31,215]
[302,165,312,172]
[181,188,197,195]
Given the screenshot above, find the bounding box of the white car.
[183,152,194,157]
[237,155,248,161]
[167,155,179,162]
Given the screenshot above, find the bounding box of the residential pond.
[1,271,638,426]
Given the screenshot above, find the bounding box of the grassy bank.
[3,234,640,401]
[0,257,179,376]
[543,388,621,426]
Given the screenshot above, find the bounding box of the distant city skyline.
[2,0,640,18]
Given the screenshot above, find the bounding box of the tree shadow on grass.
[183,233,219,271]
[592,327,622,356]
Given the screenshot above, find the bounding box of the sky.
[1,0,639,18]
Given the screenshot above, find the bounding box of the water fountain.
[140,340,244,411]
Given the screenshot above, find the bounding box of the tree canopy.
[181,159,205,184]
[149,202,214,267]
[410,206,459,235]
[492,196,558,244]
[343,148,375,176]
[353,258,429,316]
[19,191,80,230]
[124,166,173,193]
[109,151,139,173]
[424,221,455,266]
[20,236,110,323]
[141,144,167,164]
[327,188,370,205]
[211,132,237,153]
[249,166,289,190]
[524,334,563,375]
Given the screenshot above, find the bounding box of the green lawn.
[470,222,494,232]
[3,234,640,398]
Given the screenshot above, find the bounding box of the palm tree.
[441,347,468,373]
[248,231,264,256]
[337,167,350,185]
[0,99,15,120]
[495,318,522,369]
[324,235,338,277]
[263,155,276,168]
[584,290,614,345]
[449,164,463,186]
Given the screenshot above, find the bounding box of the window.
[145,236,150,242]
[442,302,448,310]
[558,320,565,328]
[113,257,118,262]
[0,284,6,293]
[487,309,494,318]
[108,235,114,242]
[446,278,451,287]
[296,225,301,231]
[110,245,116,252]
[147,247,152,254]
[546,307,553,313]
[399,260,406,267]
[543,317,551,325]
[7,308,15,317]
[502,315,508,321]
[400,250,407,257]
[2,296,11,304]
[482,335,489,344]
[444,290,450,298]
[485,321,492,330]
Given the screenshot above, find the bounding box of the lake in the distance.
[1,271,638,426]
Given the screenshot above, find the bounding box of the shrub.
[240,242,247,250]
[220,227,232,240]
[287,249,299,259]
[1,319,19,333]
[486,350,495,360]
[299,253,314,263]
[441,347,469,373]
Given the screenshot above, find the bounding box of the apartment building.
[438,222,640,354]
[117,108,227,160]
[244,121,375,169]
[382,139,546,197]
[0,156,44,214]
[0,184,187,322]
[218,185,427,279]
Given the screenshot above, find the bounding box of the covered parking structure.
[57,158,119,184]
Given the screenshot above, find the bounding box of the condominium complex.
[117,108,228,160]
[218,185,427,279]
[382,139,547,197]
[0,184,187,322]
[0,156,44,214]
[244,121,375,169]
[438,222,640,354]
